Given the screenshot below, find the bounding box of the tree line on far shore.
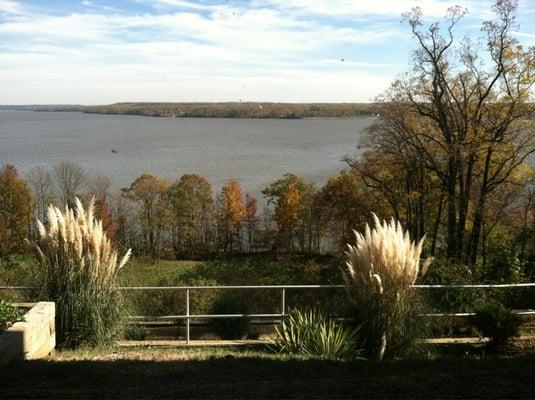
[0,162,372,259]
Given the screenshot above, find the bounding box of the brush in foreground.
[29,198,131,347]
[343,214,431,360]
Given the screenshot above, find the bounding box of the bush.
[209,293,251,339]
[274,308,360,360]
[342,215,432,360]
[0,299,24,331]
[28,199,131,348]
[123,325,147,341]
[422,259,483,312]
[470,301,521,348]
[0,255,41,302]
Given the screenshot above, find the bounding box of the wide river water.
[0,111,373,198]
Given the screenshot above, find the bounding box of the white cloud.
[4,0,507,104]
[253,0,476,18]
[152,0,221,11]
[0,0,23,15]
[81,1,122,13]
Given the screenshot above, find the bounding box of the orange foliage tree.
[274,183,300,250]
[244,193,259,252]
[0,164,32,256]
[216,180,246,252]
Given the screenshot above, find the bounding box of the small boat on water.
[111,149,118,154]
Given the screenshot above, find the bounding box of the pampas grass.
[343,214,431,360]
[28,198,131,347]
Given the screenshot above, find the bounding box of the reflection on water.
[0,111,373,197]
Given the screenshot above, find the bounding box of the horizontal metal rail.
[2,283,534,344]
[3,282,535,291]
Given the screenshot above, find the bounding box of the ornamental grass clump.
[28,198,131,348]
[343,214,431,360]
[274,307,361,360]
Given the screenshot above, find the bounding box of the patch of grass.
[118,259,201,286]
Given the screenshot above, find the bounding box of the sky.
[1,0,534,104]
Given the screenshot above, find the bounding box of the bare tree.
[26,166,55,221]
[53,161,88,207]
[87,176,112,202]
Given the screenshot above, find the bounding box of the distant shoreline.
[0,102,379,119]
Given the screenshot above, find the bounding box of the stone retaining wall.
[0,302,55,367]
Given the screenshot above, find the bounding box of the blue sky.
[1,0,534,104]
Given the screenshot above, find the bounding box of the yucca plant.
[28,198,131,348]
[343,214,431,360]
[274,308,361,360]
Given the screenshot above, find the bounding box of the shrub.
[123,324,147,341]
[28,198,131,348]
[274,308,360,360]
[470,301,521,348]
[422,259,482,311]
[209,293,251,339]
[0,299,24,331]
[342,215,431,360]
[0,255,41,302]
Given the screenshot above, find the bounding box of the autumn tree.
[350,0,535,263]
[110,191,137,251]
[244,193,259,252]
[165,174,213,257]
[122,173,169,258]
[509,182,535,268]
[319,172,374,249]
[263,174,319,253]
[274,182,300,251]
[216,180,246,252]
[0,164,32,256]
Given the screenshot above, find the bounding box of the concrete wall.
[0,302,56,367]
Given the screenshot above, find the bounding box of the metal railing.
[2,283,535,344]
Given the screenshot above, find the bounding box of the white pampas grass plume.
[342,214,431,360]
[28,197,131,347]
[343,214,428,301]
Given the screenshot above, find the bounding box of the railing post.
[186,288,190,345]
[281,287,286,329]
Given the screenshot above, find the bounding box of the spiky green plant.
[343,214,431,360]
[28,198,131,348]
[274,308,361,360]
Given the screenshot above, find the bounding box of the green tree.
[166,174,213,257]
[122,173,169,258]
